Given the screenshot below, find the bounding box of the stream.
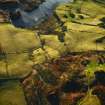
[0,0,73,28]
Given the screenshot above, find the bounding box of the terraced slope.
[55,0,105,51]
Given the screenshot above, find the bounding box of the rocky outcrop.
[0,10,9,22]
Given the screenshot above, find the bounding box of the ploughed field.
[22,52,105,105]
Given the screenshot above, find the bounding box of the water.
[9,0,73,28]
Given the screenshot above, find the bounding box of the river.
[9,0,73,28]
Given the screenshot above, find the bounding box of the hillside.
[0,1,105,105]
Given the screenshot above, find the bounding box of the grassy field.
[0,24,37,79]
[0,80,27,105]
